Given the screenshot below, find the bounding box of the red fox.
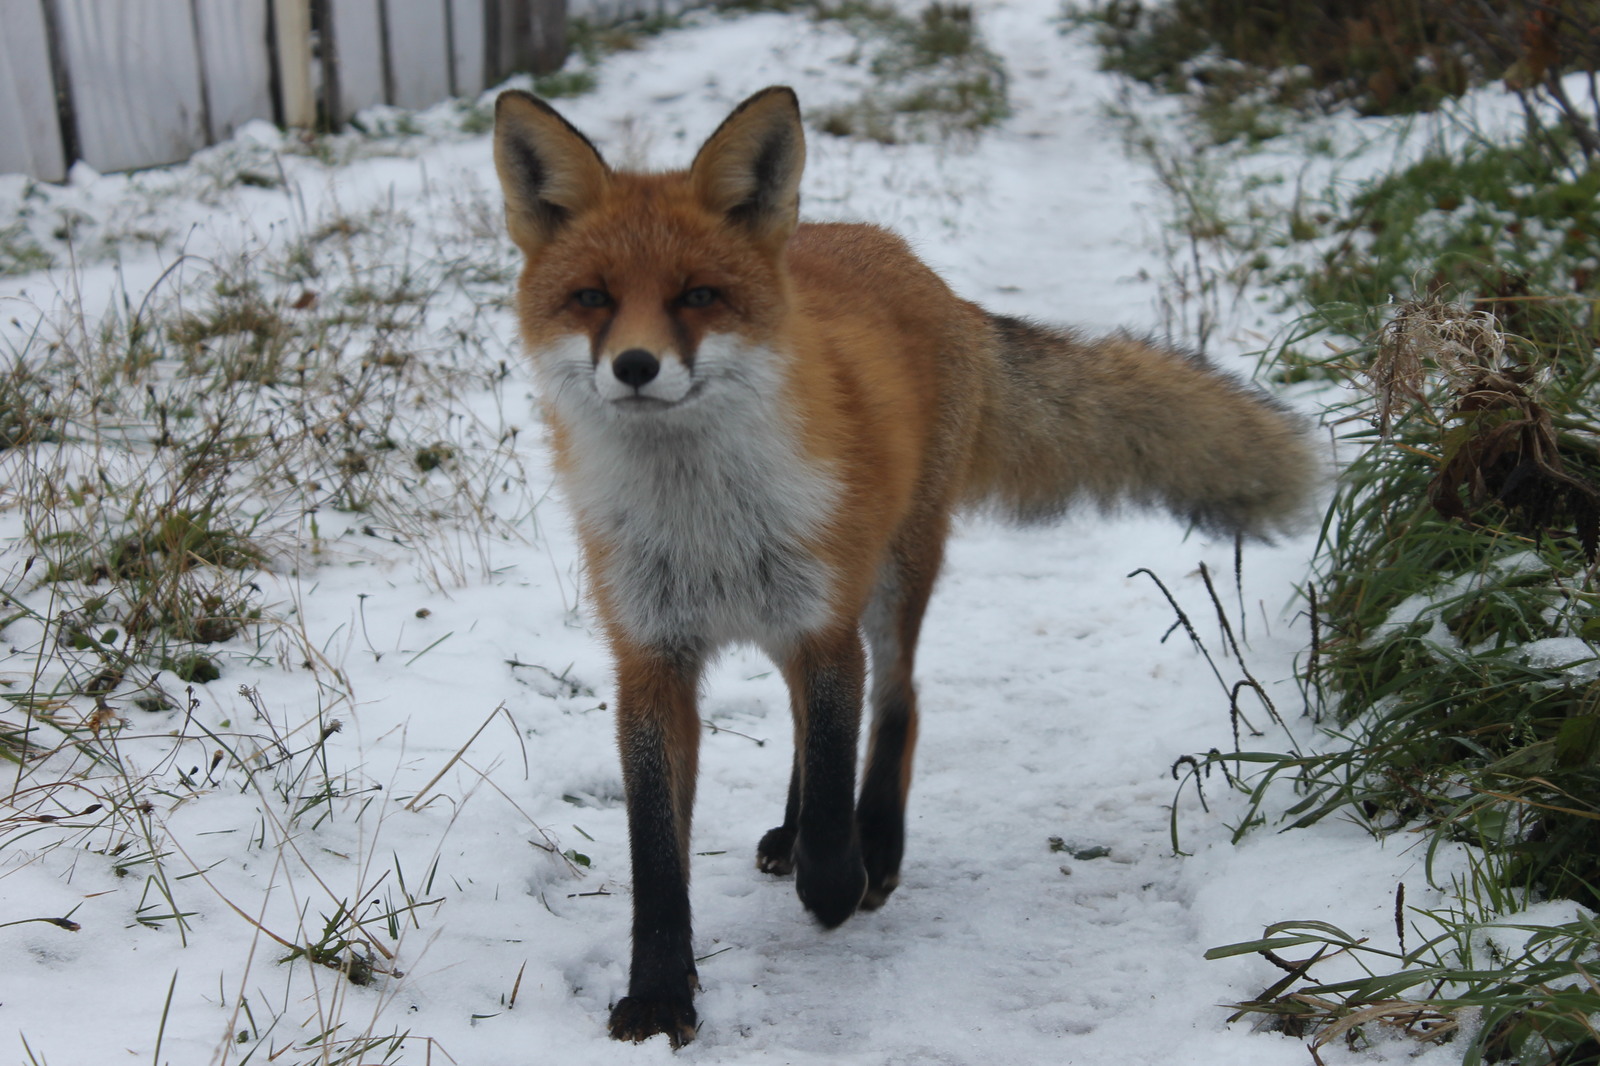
[493,86,1315,1046]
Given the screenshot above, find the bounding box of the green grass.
[1065,0,1600,145]
[1079,4,1600,1061]
[1274,194,1600,1057]
[0,221,52,276]
[1206,910,1600,1063]
[1289,132,1600,365]
[1236,173,1600,1064]
[568,10,687,63]
[1292,291,1600,899]
[810,2,1010,142]
[1068,0,1542,111]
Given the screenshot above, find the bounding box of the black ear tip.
[731,85,800,117]
[496,89,555,118]
[763,86,800,109]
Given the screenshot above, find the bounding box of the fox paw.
[756,826,796,875]
[794,843,867,928]
[857,817,903,911]
[608,996,698,1048]
[860,872,900,911]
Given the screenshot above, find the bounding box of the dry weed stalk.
[1367,297,1600,560]
[1366,298,1516,437]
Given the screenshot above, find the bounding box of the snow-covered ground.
[0,4,1489,1064]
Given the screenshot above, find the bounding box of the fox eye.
[680,286,719,309]
[573,288,611,309]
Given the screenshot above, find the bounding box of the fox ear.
[494,90,609,256]
[690,87,805,250]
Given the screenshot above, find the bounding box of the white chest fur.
[535,335,839,650]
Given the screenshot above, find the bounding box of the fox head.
[493,87,805,413]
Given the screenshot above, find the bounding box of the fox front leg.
[607,645,704,1047]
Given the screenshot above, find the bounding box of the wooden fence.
[0,0,570,181]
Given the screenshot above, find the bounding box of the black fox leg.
[607,644,704,1047]
[782,628,868,928]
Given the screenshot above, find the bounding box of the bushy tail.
[962,314,1318,539]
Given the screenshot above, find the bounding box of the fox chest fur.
[539,335,841,652]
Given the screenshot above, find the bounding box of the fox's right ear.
[493,90,609,256]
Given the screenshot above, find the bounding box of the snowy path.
[0,4,1460,1064]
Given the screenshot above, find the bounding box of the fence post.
[273,0,315,127]
[485,0,567,85]
[530,0,567,74]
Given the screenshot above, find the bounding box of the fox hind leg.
[756,539,941,909]
[856,531,941,909]
[776,629,869,927]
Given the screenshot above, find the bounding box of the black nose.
[612,349,660,388]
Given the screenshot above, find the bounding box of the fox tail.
[963,314,1318,539]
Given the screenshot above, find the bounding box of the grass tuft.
[810,2,1010,142]
[0,221,53,276]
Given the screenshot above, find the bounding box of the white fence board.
[385,0,451,110]
[327,0,387,122]
[0,0,66,181]
[56,0,208,172]
[194,0,274,142]
[448,0,486,98]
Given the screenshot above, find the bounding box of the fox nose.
[612,349,660,388]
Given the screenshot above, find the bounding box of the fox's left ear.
[691,87,805,251]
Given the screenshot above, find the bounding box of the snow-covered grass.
[9,2,1582,1064]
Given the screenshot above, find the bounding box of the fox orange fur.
[493,86,1315,1046]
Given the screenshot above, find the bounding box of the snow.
[0,4,1489,1064]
